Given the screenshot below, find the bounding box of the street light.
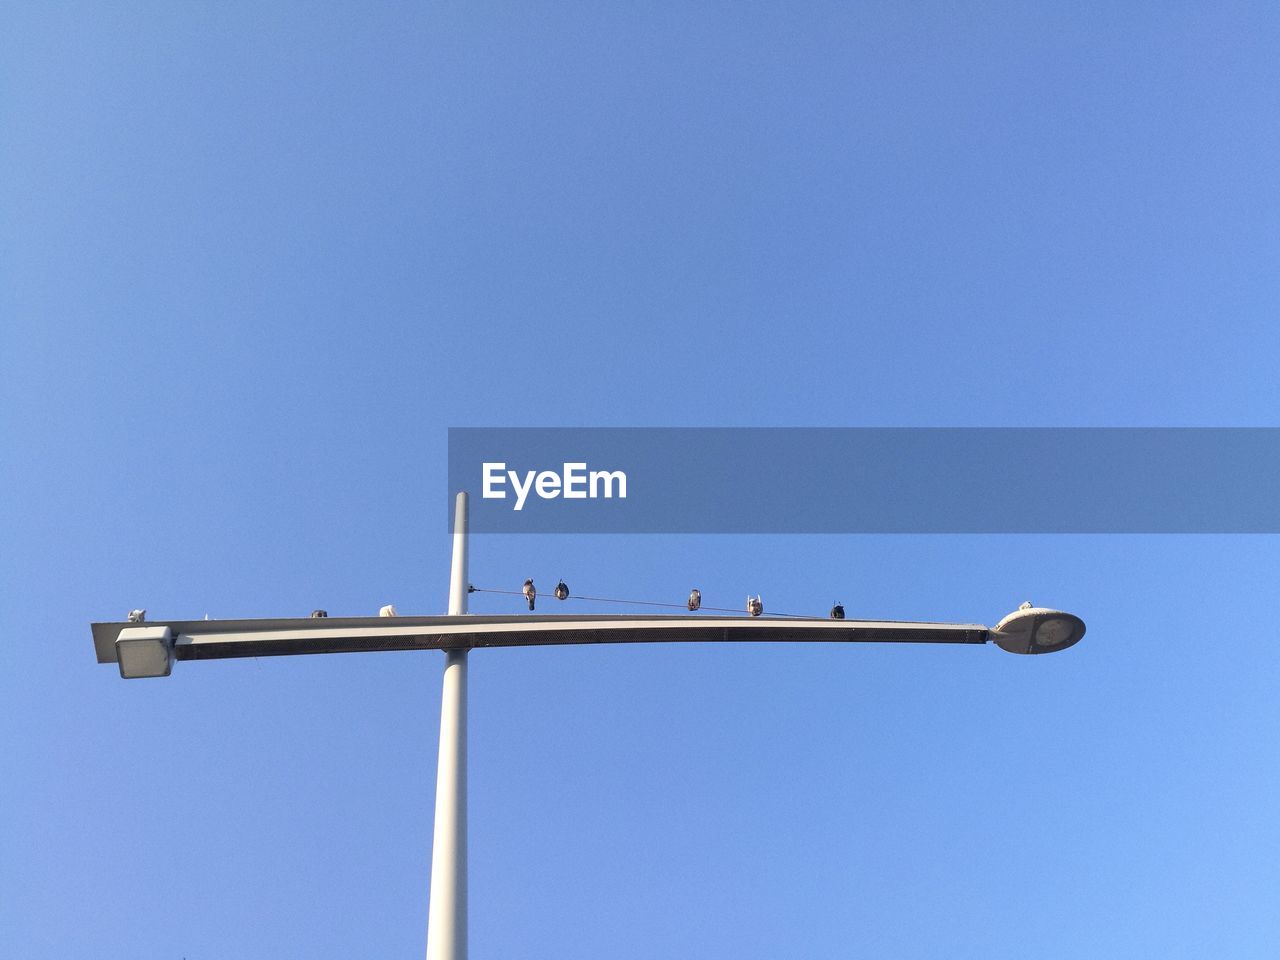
[90,491,1085,959]
[991,606,1087,655]
[114,625,174,679]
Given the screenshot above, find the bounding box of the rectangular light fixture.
[115,626,174,679]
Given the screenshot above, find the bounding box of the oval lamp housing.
[991,607,1085,655]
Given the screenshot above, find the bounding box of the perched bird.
[127,609,146,623]
[747,595,763,617]
[523,579,536,611]
[687,588,701,612]
[379,604,398,617]
[554,580,569,601]
[311,610,328,618]
[1019,600,1033,610]
[830,603,845,620]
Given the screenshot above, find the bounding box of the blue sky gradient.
[3,2,1279,957]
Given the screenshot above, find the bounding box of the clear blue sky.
[3,2,1279,957]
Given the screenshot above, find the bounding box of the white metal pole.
[446,491,470,618]
[427,492,468,960]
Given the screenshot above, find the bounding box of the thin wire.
[467,586,827,619]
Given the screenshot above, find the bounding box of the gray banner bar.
[447,428,1280,533]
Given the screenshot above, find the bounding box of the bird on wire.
[747,595,763,617]
[523,579,537,611]
[687,589,701,612]
[554,580,569,600]
[830,603,845,620]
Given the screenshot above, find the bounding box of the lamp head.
[991,607,1085,655]
[116,626,175,678]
